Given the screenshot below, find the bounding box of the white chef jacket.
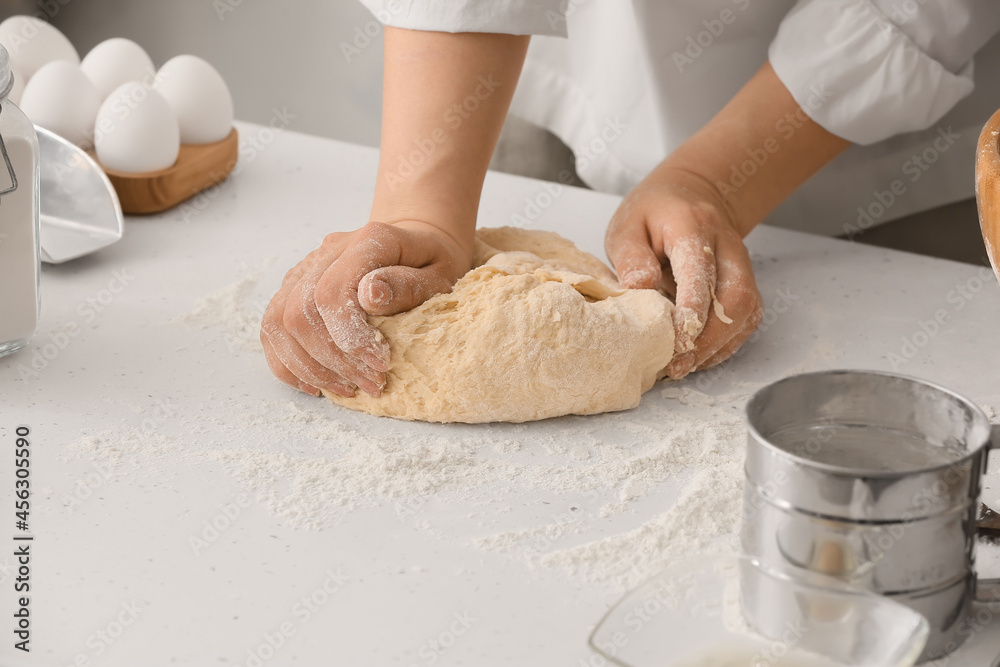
[359,0,1000,237]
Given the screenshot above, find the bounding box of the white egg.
[153,54,233,144]
[94,82,179,173]
[19,61,100,148]
[81,38,155,100]
[0,16,78,83]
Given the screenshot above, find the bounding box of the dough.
[325,227,674,423]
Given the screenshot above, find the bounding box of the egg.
[80,38,155,100]
[19,61,100,148]
[0,16,78,83]
[153,55,233,144]
[94,82,179,173]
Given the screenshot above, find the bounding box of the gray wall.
[42,0,385,147]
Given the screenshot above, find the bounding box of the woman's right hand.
[262,26,530,398]
[260,219,472,398]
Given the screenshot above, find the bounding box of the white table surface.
[3,122,1000,667]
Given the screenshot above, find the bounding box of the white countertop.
[3,122,1000,667]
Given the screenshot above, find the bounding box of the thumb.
[358,265,455,316]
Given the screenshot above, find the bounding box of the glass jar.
[0,43,40,358]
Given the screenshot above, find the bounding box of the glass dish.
[588,554,928,667]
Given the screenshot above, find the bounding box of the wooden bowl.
[92,128,239,215]
[975,108,1000,284]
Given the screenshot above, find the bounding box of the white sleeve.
[356,0,569,37]
[769,0,1000,145]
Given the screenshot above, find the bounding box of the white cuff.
[357,0,569,37]
[769,0,975,145]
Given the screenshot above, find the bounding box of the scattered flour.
[533,462,743,590]
[77,281,759,590]
[65,388,749,589]
[176,261,274,353]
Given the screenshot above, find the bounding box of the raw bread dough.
[325,227,674,423]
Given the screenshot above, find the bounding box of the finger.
[696,318,759,371]
[261,318,365,397]
[663,236,716,360]
[673,249,760,377]
[315,224,408,372]
[605,218,663,290]
[286,264,388,393]
[261,335,330,398]
[261,281,325,393]
[358,265,454,316]
[696,289,764,371]
[263,251,377,394]
[280,233,344,287]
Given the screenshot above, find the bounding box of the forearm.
[371,27,529,255]
[656,62,850,237]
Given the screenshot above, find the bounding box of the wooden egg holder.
[88,128,239,215]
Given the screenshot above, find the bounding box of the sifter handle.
[975,426,1000,602]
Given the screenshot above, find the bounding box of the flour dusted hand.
[261,220,471,397]
[326,228,674,423]
[605,168,763,379]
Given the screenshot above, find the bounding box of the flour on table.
[65,387,747,587]
[532,462,742,589]
[176,260,273,353]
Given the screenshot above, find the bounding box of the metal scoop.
[36,125,123,264]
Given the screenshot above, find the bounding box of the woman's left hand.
[605,167,763,379]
